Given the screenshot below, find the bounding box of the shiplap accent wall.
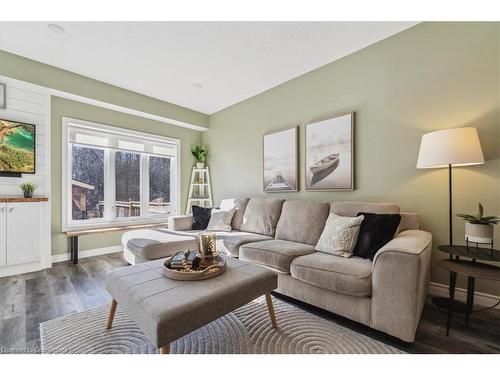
[0,76,51,271]
[0,75,51,195]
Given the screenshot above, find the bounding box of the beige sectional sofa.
[122,197,432,342]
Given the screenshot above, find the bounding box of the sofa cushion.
[240,197,285,236]
[354,212,401,260]
[207,207,236,232]
[219,198,250,230]
[240,239,315,274]
[330,202,400,216]
[275,200,330,245]
[123,228,199,260]
[191,205,212,230]
[216,231,273,257]
[315,213,364,257]
[290,252,372,297]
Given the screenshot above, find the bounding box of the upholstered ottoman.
[105,256,278,353]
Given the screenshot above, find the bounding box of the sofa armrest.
[167,215,193,231]
[370,230,432,342]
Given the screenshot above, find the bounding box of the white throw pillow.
[315,213,364,257]
[207,207,236,232]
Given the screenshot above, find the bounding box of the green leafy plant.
[191,145,208,163]
[19,182,37,196]
[457,203,500,225]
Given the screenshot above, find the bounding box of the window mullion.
[141,154,149,218]
[106,149,116,221]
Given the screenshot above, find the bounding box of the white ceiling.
[0,22,417,114]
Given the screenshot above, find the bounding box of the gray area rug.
[40,296,403,354]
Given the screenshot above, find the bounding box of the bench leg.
[107,299,118,329]
[160,344,170,354]
[70,236,79,265]
[265,293,277,328]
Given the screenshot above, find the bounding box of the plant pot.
[196,162,205,169]
[465,222,494,244]
[23,191,33,199]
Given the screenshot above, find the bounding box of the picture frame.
[263,126,298,192]
[0,83,5,109]
[305,112,354,191]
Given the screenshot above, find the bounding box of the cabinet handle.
[8,207,14,213]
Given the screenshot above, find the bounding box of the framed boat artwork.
[305,112,354,191]
[263,126,298,192]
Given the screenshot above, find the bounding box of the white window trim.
[61,117,181,232]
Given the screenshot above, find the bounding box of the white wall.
[0,75,51,271]
[0,75,50,195]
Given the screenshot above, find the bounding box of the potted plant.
[19,182,38,198]
[458,203,500,244]
[191,145,208,169]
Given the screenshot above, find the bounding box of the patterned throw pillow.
[207,207,237,232]
[315,213,364,257]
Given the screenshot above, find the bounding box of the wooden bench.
[65,223,167,264]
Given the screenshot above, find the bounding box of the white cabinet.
[0,201,45,273]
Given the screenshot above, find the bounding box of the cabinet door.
[6,203,41,266]
[0,204,6,267]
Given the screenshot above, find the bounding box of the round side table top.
[437,259,500,281]
[438,244,500,262]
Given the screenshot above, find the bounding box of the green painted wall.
[0,51,206,255]
[204,22,500,296]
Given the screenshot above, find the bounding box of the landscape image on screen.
[0,119,36,174]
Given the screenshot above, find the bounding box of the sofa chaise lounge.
[122,197,432,342]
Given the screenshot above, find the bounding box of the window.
[71,145,105,221]
[115,151,141,218]
[149,155,171,217]
[62,118,180,230]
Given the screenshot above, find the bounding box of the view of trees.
[149,156,171,202]
[71,145,171,220]
[71,145,104,220]
[115,151,141,202]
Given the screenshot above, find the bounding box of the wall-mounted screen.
[0,119,36,174]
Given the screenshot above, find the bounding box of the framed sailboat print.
[305,112,354,191]
[263,126,298,192]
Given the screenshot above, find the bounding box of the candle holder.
[198,232,218,267]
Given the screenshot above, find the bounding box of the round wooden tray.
[163,256,226,281]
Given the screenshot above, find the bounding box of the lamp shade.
[416,127,484,169]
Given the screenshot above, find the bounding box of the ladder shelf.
[185,166,213,214]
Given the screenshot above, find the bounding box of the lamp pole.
[448,164,453,246]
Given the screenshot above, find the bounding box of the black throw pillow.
[353,212,401,260]
[191,205,212,230]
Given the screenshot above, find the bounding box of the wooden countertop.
[0,196,49,202]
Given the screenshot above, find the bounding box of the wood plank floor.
[0,253,499,354]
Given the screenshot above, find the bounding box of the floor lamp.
[416,127,484,308]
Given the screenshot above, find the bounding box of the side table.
[436,244,500,336]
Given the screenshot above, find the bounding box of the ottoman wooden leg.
[160,344,170,354]
[107,299,118,329]
[265,293,277,328]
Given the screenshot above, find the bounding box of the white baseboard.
[51,245,123,263]
[429,282,500,310]
[0,262,46,278]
